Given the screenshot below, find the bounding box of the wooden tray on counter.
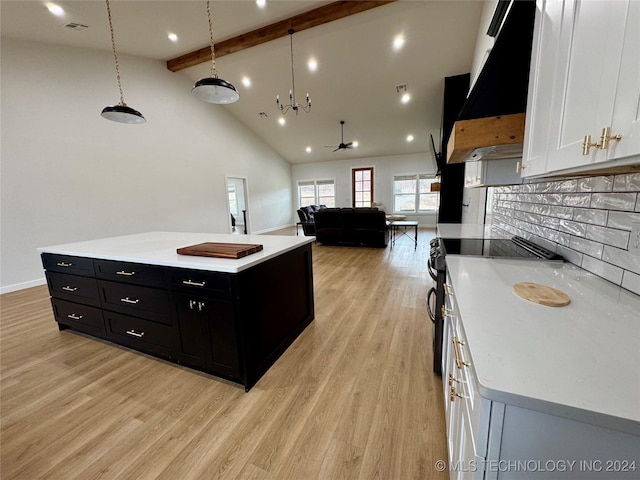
[177,242,263,259]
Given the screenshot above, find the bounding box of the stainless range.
[427,235,563,375]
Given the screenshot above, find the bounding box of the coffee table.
[390,220,418,249]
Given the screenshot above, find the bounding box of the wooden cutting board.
[177,242,263,259]
[513,282,570,307]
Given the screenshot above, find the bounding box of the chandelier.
[192,0,239,104]
[276,29,311,115]
[100,0,145,124]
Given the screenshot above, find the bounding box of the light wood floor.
[1,228,447,480]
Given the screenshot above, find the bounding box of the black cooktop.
[439,236,563,260]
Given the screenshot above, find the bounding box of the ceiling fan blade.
[324,145,336,148]
[344,142,353,147]
[332,147,340,152]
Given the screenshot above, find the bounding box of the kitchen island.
[442,255,639,479]
[38,232,315,391]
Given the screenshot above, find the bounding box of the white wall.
[292,153,438,226]
[0,38,293,293]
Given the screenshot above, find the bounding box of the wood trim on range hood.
[446,113,525,164]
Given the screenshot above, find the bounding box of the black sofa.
[296,205,326,236]
[314,207,389,247]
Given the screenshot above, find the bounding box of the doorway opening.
[226,176,249,234]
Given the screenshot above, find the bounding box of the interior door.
[226,176,249,234]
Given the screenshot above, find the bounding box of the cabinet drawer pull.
[125,329,145,338]
[453,337,470,369]
[62,286,78,292]
[116,270,136,276]
[183,279,206,287]
[441,306,453,318]
[67,313,83,320]
[56,262,74,267]
[120,297,140,304]
[450,386,468,402]
[444,284,454,297]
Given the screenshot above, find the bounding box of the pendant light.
[100,0,145,124]
[192,0,239,104]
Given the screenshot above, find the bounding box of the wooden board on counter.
[177,242,263,259]
[513,282,570,307]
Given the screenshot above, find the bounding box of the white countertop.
[37,232,315,273]
[445,256,640,436]
[436,223,508,239]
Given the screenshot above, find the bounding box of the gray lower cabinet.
[41,244,314,391]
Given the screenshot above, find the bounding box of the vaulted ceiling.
[0,0,486,166]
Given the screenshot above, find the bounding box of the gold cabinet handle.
[516,161,526,173]
[444,284,454,297]
[598,127,622,150]
[441,306,453,318]
[448,373,460,387]
[453,337,470,369]
[582,135,599,155]
[449,385,468,402]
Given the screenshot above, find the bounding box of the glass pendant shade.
[101,104,146,124]
[191,77,239,104]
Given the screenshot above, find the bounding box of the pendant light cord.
[207,0,218,79]
[289,31,296,105]
[105,0,126,107]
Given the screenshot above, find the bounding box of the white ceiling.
[0,0,486,166]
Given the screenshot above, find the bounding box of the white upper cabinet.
[523,0,640,177]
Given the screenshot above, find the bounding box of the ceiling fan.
[324,120,354,152]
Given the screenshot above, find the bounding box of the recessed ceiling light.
[306,146,312,153]
[256,0,266,7]
[242,77,251,88]
[406,134,414,142]
[353,141,359,148]
[278,117,286,126]
[393,34,405,50]
[168,33,178,42]
[307,58,317,72]
[46,2,65,17]
[401,93,411,104]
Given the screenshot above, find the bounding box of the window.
[297,180,335,207]
[352,167,373,207]
[393,174,439,213]
[227,184,238,216]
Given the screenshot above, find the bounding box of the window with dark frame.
[352,167,373,207]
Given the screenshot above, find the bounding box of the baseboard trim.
[1,277,46,295]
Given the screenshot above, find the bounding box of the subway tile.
[544,193,564,205]
[556,232,571,247]
[534,182,554,193]
[607,211,640,231]
[577,176,613,193]
[621,271,640,296]
[554,179,578,193]
[613,172,640,192]
[562,193,591,207]
[540,215,560,229]
[569,236,604,258]
[603,245,640,275]
[549,205,574,219]
[557,245,583,267]
[636,197,640,212]
[581,256,624,285]
[572,207,608,226]
[590,192,637,211]
[559,219,586,236]
[586,224,630,249]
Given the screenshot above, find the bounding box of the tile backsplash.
[490,172,640,295]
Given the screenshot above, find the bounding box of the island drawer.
[97,280,171,325]
[42,253,95,277]
[104,311,174,357]
[94,259,167,287]
[46,271,100,307]
[169,269,232,299]
[51,298,106,335]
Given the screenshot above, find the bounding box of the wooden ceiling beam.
[166,0,396,72]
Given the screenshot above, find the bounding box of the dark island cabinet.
[41,243,314,391]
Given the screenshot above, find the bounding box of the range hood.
[447,0,535,164]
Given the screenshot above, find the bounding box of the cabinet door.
[546,0,628,171]
[174,294,209,370]
[608,0,640,161]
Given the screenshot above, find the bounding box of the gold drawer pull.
[120,297,140,304]
[444,284,454,297]
[441,306,453,317]
[450,386,468,402]
[56,262,73,267]
[448,373,460,387]
[125,329,145,338]
[453,337,470,369]
[598,127,622,150]
[116,270,136,276]
[183,279,206,287]
[62,286,78,292]
[67,313,83,320]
